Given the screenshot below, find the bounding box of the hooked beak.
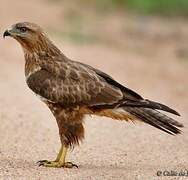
[3,30,11,38]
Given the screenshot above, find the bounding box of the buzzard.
[3,22,183,168]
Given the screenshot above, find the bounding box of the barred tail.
[124,107,183,135]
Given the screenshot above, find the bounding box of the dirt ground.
[0,0,188,179]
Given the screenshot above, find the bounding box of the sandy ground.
[0,0,188,179]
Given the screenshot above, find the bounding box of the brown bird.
[3,22,183,168]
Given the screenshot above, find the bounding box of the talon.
[37,160,48,164]
[37,160,78,168]
[37,146,78,168]
[67,162,78,168]
[64,162,78,168]
[37,160,51,167]
[37,160,58,167]
[38,163,43,167]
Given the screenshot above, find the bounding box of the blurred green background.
[43,0,188,61]
[90,0,188,16]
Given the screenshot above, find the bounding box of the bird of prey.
[3,22,183,168]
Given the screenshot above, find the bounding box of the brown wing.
[26,56,180,116]
[26,58,124,107]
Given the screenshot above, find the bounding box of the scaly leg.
[37,145,78,168]
[55,146,63,162]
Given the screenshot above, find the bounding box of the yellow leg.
[37,146,78,168]
[55,146,63,162]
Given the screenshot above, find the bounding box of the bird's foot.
[37,160,78,168]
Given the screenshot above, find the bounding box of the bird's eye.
[19,27,27,33]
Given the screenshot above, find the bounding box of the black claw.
[37,160,78,168]
[37,160,48,164]
[38,162,44,166]
[73,164,78,168]
[67,162,78,168]
[37,160,48,166]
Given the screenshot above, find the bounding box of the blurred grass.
[46,0,188,58]
[51,29,98,44]
[82,0,188,16]
[46,0,188,16]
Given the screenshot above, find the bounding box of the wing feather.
[26,59,124,107]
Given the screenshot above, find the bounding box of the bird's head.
[3,22,60,55]
[3,22,42,39]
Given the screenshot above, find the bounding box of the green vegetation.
[88,0,188,16]
[47,0,188,16]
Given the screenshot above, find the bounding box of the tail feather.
[124,99,180,116]
[124,107,183,135]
